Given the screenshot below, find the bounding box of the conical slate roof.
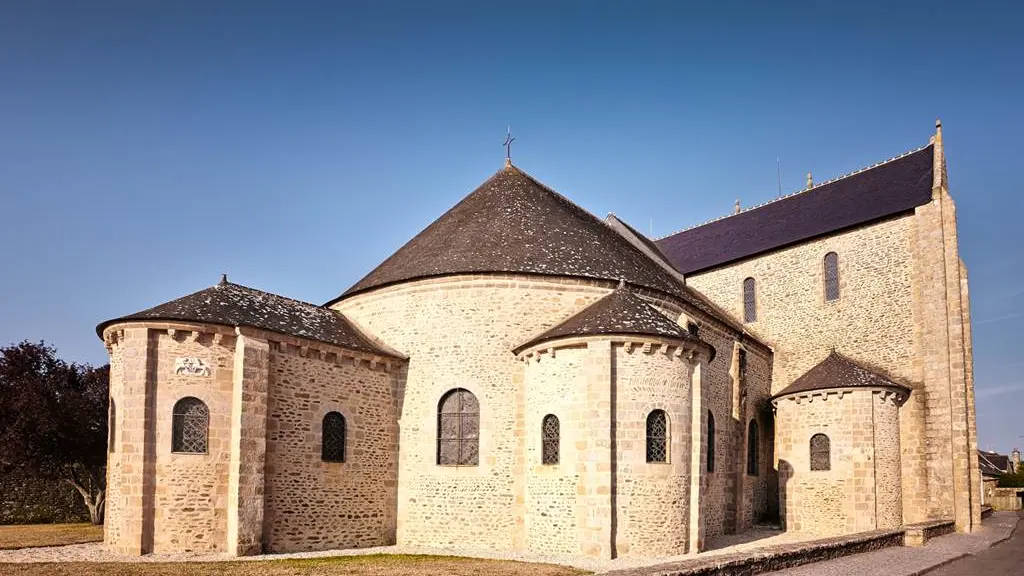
[513,285,709,355]
[332,165,685,301]
[772,351,910,399]
[97,279,399,358]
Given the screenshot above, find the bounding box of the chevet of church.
[98,121,980,559]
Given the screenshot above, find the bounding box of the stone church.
[97,121,980,559]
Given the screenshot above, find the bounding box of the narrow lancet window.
[542,414,559,465]
[810,433,831,471]
[322,412,346,462]
[746,419,759,476]
[824,252,840,301]
[707,410,716,472]
[743,277,757,322]
[646,410,669,463]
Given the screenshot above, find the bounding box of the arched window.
[172,397,209,454]
[646,410,669,463]
[687,322,700,339]
[707,410,716,473]
[810,433,831,471]
[743,277,757,323]
[322,412,346,463]
[824,252,840,301]
[108,398,116,454]
[437,388,479,466]
[542,414,560,465]
[746,419,759,476]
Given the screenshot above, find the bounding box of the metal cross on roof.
[503,126,515,166]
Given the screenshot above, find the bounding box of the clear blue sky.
[1,2,1021,452]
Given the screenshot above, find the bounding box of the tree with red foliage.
[0,341,109,524]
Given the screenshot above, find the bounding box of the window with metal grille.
[108,398,116,454]
[707,410,716,472]
[646,410,669,463]
[687,322,700,339]
[810,433,831,471]
[824,252,840,301]
[746,419,759,476]
[541,414,559,465]
[437,388,479,466]
[172,397,209,454]
[322,412,346,463]
[743,277,757,323]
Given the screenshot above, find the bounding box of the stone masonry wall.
[261,345,398,552]
[612,343,693,558]
[150,330,234,553]
[687,214,922,526]
[774,389,903,536]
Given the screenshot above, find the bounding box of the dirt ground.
[0,554,588,576]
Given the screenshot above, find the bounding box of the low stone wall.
[981,505,993,519]
[903,519,954,547]
[602,528,905,576]
[0,469,89,524]
[989,487,1023,511]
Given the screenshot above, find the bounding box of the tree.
[0,341,109,524]
[997,468,1024,488]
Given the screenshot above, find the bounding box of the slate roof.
[772,351,910,399]
[513,285,712,356]
[978,451,1012,477]
[96,279,400,358]
[656,145,935,274]
[332,165,686,302]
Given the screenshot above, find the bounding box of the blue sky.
[1,2,1021,452]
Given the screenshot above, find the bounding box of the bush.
[997,470,1024,488]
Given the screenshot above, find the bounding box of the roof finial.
[617,278,626,290]
[934,118,942,143]
[220,273,228,285]
[806,172,814,189]
[734,199,741,214]
[503,126,515,167]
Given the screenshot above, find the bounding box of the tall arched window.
[172,397,209,454]
[542,414,560,465]
[824,252,840,301]
[108,398,116,454]
[322,412,346,463]
[437,388,479,466]
[810,433,831,471]
[746,419,759,476]
[743,277,757,323]
[646,410,669,463]
[707,410,716,473]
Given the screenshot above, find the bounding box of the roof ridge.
[654,142,933,240]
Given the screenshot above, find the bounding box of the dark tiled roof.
[333,165,685,301]
[772,351,910,399]
[978,451,1011,477]
[656,145,935,274]
[96,280,399,358]
[513,285,712,356]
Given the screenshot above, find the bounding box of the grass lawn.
[1,554,589,576]
[0,524,104,550]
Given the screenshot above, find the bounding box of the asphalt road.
[927,512,1024,576]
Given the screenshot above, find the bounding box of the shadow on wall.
[778,459,793,532]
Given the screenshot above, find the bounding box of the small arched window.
[707,411,716,473]
[646,410,669,463]
[172,397,209,454]
[810,433,831,471]
[322,412,346,463]
[687,322,700,339]
[542,414,560,465]
[824,252,840,301]
[746,419,759,476]
[108,398,116,454]
[437,388,479,466]
[743,277,757,323]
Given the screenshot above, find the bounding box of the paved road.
[927,512,1024,576]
